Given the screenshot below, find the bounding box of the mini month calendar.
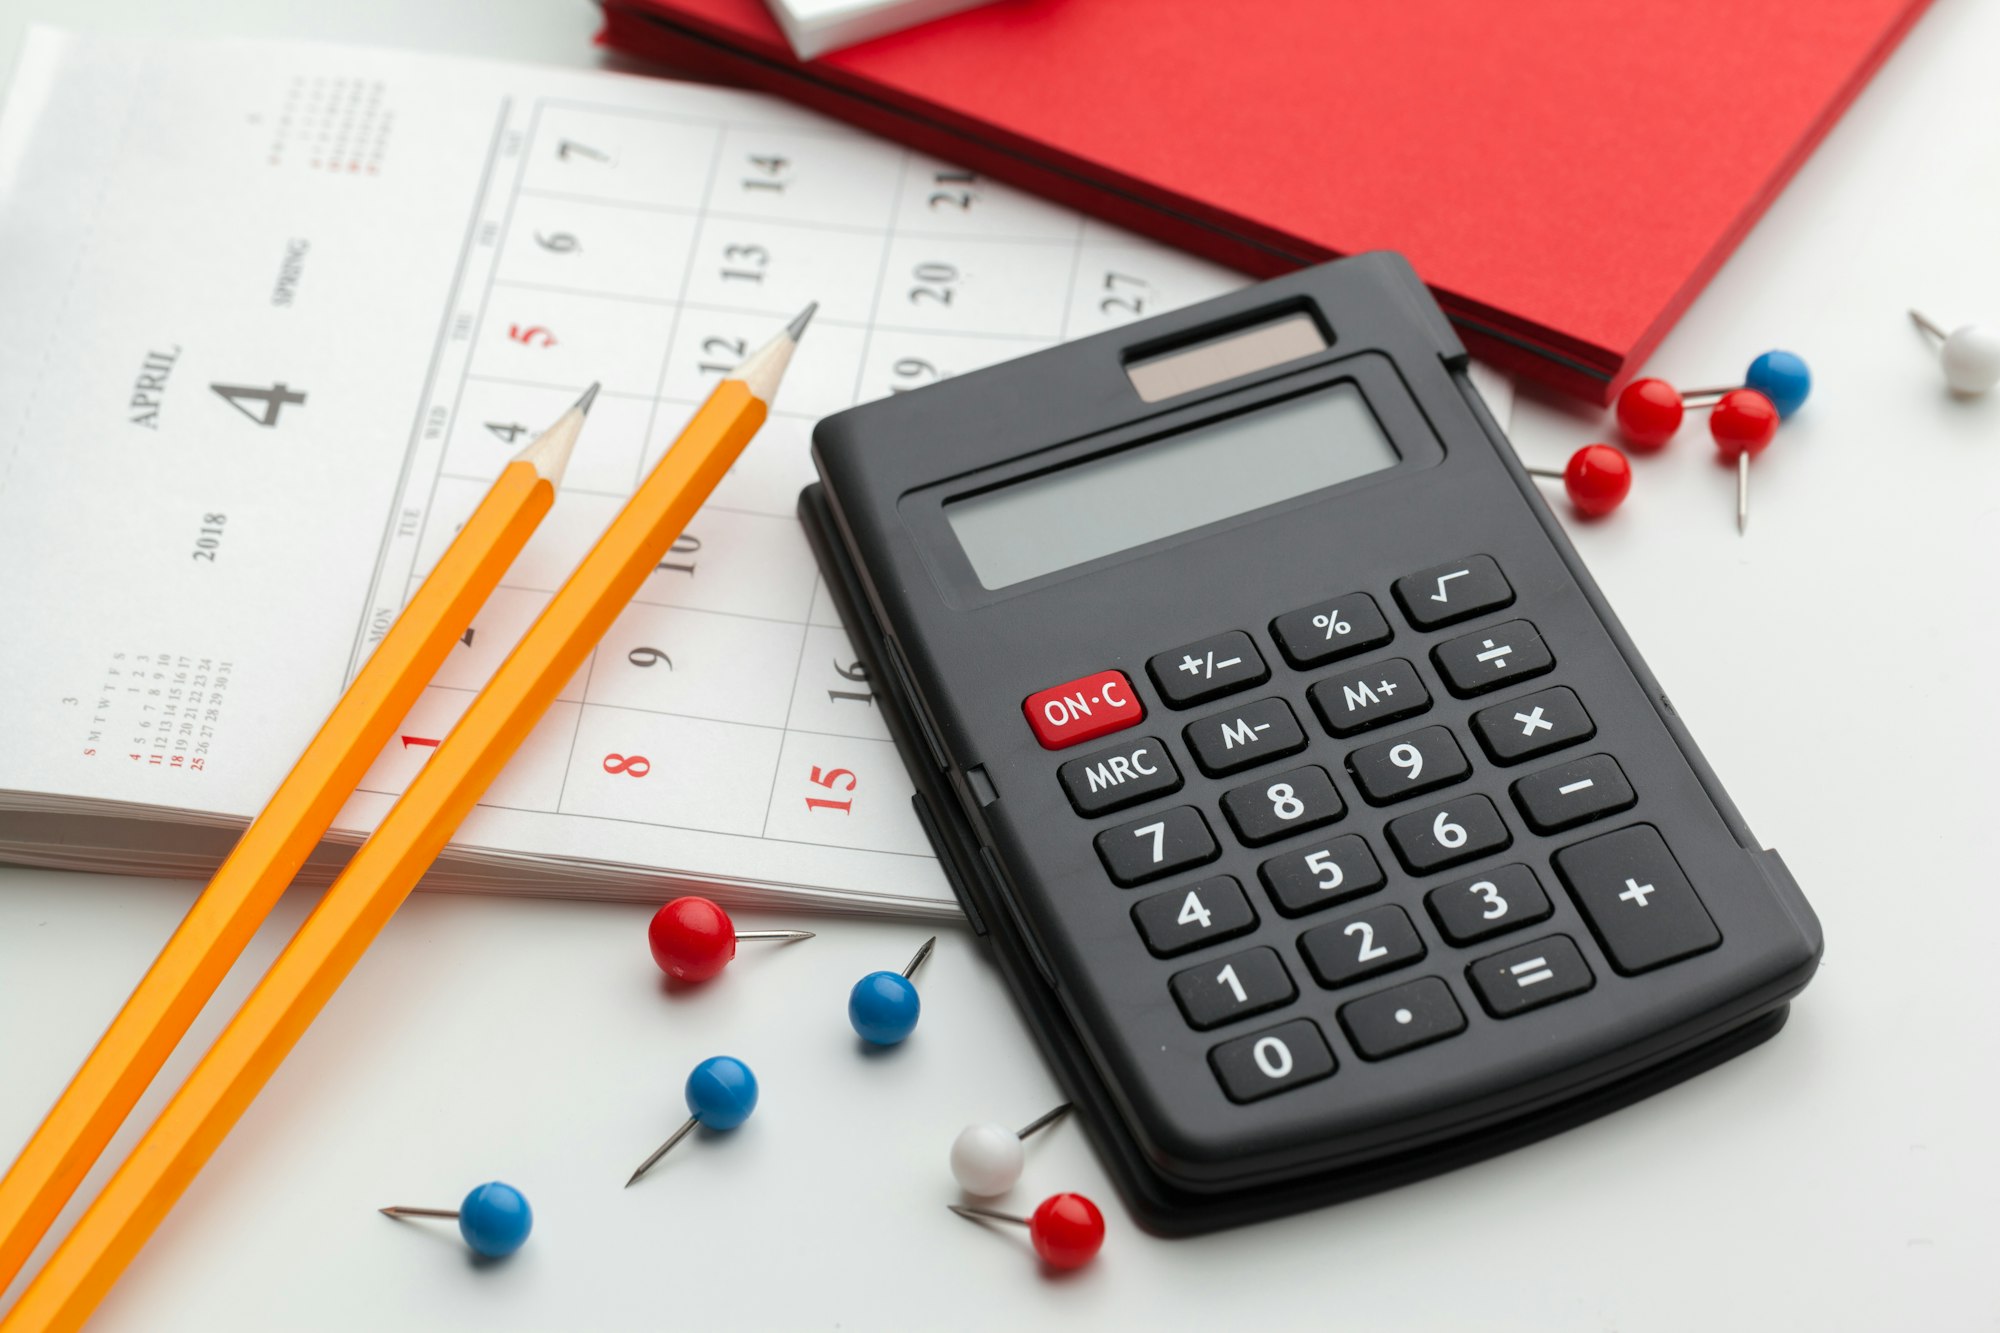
[0,30,1510,917]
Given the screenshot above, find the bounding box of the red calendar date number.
[807,764,855,813]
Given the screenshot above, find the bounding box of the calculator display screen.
[943,384,1399,589]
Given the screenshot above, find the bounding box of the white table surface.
[2,1,1996,1328]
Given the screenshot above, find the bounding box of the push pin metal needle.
[1709,389,1780,534]
[1910,310,2000,394]
[380,1181,533,1258]
[647,895,814,983]
[626,1055,759,1187]
[951,1103,1073,1196]
[1523,444,1631,518]
[849,935,937,1046]
[947,1193,1105,1270]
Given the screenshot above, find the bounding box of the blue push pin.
[849,935,937,1046]
[1683,349,1812,419]
[625,1055,759,1187]
[380,1181,533,1258]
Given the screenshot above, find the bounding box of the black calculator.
[799,253,1821,1232]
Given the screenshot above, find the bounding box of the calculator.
[799,253,1822,1232]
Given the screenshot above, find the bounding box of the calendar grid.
[348,83,1242,877]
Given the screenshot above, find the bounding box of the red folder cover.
[600,0,1930,401]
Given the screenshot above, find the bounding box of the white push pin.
[949,1103,1071,1196]
[1910,310,2000,395]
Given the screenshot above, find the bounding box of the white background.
[1,1,1995,1328]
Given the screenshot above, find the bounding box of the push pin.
[1524,444,1632,518]
[647,895,814,983]
[1615,350,1811,450]
[948,1193,1105,1270]
[950,1103,1073,1196]
[1910,310,2000,394]
[848,935,936,1046]
[1682,350,1812,418]
[1709,389,1780,534]
[380,1181,532,1258]
[625,1055,758,1187]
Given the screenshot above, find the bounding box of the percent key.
[1272,593,1392,669]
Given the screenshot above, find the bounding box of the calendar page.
[0,30,1510,917]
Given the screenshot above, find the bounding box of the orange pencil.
[0,385,593,1303]
[2,308,812,1331]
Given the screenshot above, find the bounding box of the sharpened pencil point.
[786,302,817,342]
[575,381,601,414]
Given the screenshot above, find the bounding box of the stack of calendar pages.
[0,30,1509,919]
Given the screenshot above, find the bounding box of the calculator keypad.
[1170,946,1297,1029]
[1219,765,1343,845]
[1209,1020,1337,1103]
[1148,631,1270,708]
[1384,794,1511,873]
[1035,551,1720,1112]
[1057,735,1182,816]
[1184,697,1308,776]
[1269,593,1393,669]
[1132,875,1258,957]
[1258,835,1387,917]
[1346,725,1471,805]
[1432,620,1554,696]
[1299,904,1426,988]
[1094,805,1218,885]
[1308,658,1430,737]
[1338,977,1466,1060]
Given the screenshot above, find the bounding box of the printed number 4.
[806,764,855,814]
[1177,890,1212,929]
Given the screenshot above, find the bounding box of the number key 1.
[1169,946,1296,1030]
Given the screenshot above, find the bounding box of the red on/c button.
[1024,670,1145,750]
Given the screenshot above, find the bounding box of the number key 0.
[1094,805,1219,886]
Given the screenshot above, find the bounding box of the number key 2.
[1298,904,1426,988]
[1219,765,1343,845]
[1132,875,1258,957]
[1170,945,1296,1029]
[1094,805,1218,886]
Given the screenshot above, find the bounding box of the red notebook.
[600,0,1930,401]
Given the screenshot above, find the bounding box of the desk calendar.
[0,30,1508,916]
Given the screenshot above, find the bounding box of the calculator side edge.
[1446,366,1824,960]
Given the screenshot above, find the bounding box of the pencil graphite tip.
[785,302,818,342]
[575,381,601,415]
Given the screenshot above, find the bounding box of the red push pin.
[949,1193,1105,1270]
[1708,389,1779,534]
[1524,444,1632,518]
[1616,352,1811,452]
[647,895,814,983]
[1614,378,1685,452]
